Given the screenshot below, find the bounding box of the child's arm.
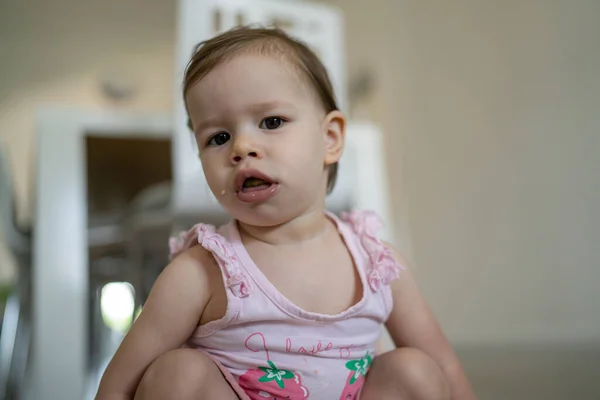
[384,244,477,400]
[95,246,213,400]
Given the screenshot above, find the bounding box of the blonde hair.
[183,26,340,193]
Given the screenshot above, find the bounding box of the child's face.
[186,54,344,226]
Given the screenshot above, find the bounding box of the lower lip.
[236,183,279,203]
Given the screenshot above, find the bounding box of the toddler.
[96,27,475,400]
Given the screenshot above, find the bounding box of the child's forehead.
[220,53,306,86]
[193,53,320,105]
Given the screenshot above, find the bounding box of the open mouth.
[240,177,273,192]
[234,170,279,203]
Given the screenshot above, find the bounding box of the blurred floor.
[457,343,600,400]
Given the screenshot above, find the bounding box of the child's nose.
[231,136,260,163]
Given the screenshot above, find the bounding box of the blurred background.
[1,0,599,399]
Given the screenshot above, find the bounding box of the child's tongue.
[242,177,271,192]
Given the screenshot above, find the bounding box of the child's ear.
[323,110,346,166]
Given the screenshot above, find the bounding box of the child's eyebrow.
[247,100,297,113]
[193,117,221,135]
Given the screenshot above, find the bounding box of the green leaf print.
[345,352,373,385]
[258,360,295,389]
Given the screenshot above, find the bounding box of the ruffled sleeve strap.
[340,210,405,291]
[169,224,252,298]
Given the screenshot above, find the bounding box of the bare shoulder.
[380,240,425,317]
[154,244,220,305]
[166,243,219,280]
[158,244,228,326]
[381,240,414,291]
[382,241,411,271]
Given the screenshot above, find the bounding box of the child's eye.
[259,117,284,130]
[207,132,230,146]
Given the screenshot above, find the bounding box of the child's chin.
[230,207,290,227]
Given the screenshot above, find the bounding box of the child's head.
[183,27,345,226]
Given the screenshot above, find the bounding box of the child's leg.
[361,348,450,400]
[134,348,239,400]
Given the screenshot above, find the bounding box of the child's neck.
[237,208,331,246]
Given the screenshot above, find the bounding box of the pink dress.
[169,210,404,400]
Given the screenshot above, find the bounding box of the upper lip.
[234,168,278,192]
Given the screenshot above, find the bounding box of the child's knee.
[367,347,450,400]
[136,349,216,399]
[396,348,449,398]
